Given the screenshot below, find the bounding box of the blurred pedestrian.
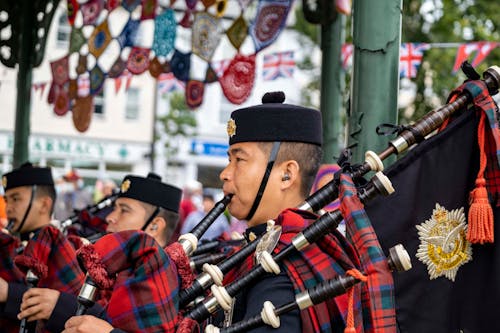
[53,169,93,220]
[181,192,230,240]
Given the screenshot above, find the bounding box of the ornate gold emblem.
[416,203,472,281]
[1,176,6,188]
[255,221,282,263]
[121,179,131,193]
[227,118,236,138]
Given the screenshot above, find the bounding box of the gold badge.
[121,179,131,193]
[227,118,236,138]
[416,203,472,281]
[1,176,6,188]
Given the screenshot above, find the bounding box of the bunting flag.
[341,43,354,70]
[452,43,482,73]
[157,72,185,94]
[335,0,352,15]
[77,74,90,97]
[51,0,296,128]
[32,82,47,98]
[250,0,292,52]
[262,50,295,81]
[470,42,499,67]
[399,43,430,78]
[211,59,231,78]
[452,42,499,73]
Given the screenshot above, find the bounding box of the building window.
[125,88,140,120]
[94,89,105,115]
[56,13,70,48]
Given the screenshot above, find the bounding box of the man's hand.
[0,277,8,303]
[18,288,60,321]
[62,315,114,333]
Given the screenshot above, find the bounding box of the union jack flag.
[399,43,430,78]
[341,43,353,70]
[262,51,295,81]
[77,75,90,97]
[211,59,231,78]
[157,72,185,94]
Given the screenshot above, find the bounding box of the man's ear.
[37,196,53,216]
[149,216,166,235]
[279,160,300,190]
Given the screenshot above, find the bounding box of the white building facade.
[0,2,314,189]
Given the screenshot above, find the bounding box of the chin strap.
[16,185,37,235]
[245,142,281,221]
[142,206,160,231]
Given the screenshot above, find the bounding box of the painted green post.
[0,0,60,168]
[12,1,36,167]
[347,0,402,165]
[320,14,346,163]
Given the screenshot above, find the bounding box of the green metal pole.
[13,1,35,168]
[320,15,346,163]
[347,0,402,164]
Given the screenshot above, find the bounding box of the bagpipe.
[174,64,500,333]
[70,64,499,332]
[60,187,120,238]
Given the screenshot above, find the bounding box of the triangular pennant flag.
[471,42,498,68]
[125,72,133,91]
[335,0,351,15]
[452,43,480,73]
[341,43,353,70]
[114,76,122,94]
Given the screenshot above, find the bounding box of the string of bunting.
[48,0,308,132]
[341,41,500,78]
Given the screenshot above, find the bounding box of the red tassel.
[468,178,494,244]
[467,112,494,244]
[344,269,367,333]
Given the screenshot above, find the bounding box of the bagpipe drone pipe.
[174,65,500,333]
[60,187,120,238]
[178,151,364,309]
[363,66,500,331]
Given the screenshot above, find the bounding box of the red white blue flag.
[157,72,185,94]
[211,59,231,78]
[399,43,430,78]
[262,50,295,81]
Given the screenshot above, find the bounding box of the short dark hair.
[34,185,56,215]
[258,142,323,198]
[141,202,180,244]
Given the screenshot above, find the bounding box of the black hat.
[118,172,182,213]
[226,91,323,146]
[2,162,54,191]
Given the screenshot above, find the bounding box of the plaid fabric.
[340,173,397,333]
[15,225,85,295]
[80,230,180,332]
[444,79,500,205]
[0,232,24,283]
[0,232,24,333]
[226,209,364,333]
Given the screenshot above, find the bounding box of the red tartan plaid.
[340,173,397,333]
[0,232,25,333]
[0,232,24,283]
[78,230,180,332]
[225,209,365,333]
[14,225,85,295]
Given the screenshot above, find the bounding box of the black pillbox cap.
[2,162,54,191]
[227,91,322,146]
[119,172,182,213]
